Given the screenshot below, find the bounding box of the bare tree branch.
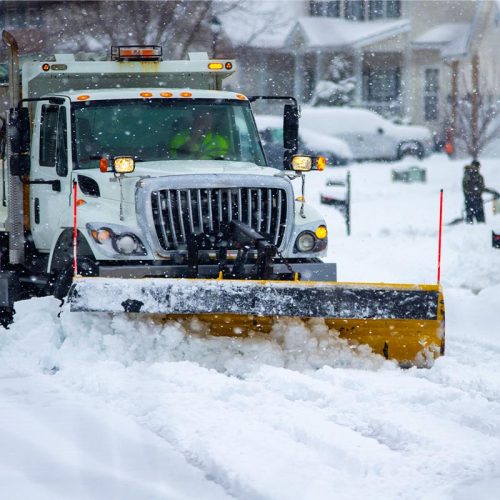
[450,63,500,159]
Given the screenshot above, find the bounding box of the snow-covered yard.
[1,154,499,500]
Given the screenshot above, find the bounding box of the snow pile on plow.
[68,277,444,367]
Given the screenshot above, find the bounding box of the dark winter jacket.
[462,166,485,199]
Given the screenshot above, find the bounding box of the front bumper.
[97,262,337,282]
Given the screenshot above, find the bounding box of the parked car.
[300,107,434,161]
[255,115,352,169]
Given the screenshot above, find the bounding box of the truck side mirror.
[8,107,30,176]
[283,103,299,169]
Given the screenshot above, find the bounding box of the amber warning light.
[111,45,162,62]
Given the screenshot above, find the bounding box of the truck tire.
[0,307,15,329]
[0,307,16,330]
[53,256,98,300]
[50,231,97,300]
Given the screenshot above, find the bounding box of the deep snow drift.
[1,154,500,500]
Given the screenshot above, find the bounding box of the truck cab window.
[39,105,59,167]
[73,99,266,168]
[56,109,68,176]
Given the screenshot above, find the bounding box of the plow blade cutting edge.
[68,277,445,366]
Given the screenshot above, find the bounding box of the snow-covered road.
[1,154,499,499]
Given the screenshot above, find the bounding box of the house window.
[364,67,401,102]
[368,0,385,19]
[310,1,340,17]
[386,0,401,18]
[424,68,439,121]
[345,0,365,20]
[310,0,400,20]
[326,1,341,16]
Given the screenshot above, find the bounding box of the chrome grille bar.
[274,190,282,245]
[156,192,170,248]
[207,189,213,231]
[187,190,195,233]
[247,188,252,226]
[197,190,203,233]
[257,189,262,233]
[227,189,232,222]
[166,190,177,247]
[237,189,242,221]
[266,189,272,234]
[176,189,186,243]
[217,189,223,222]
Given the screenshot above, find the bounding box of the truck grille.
[151,187,288,250]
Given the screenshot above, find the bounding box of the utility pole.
[471,53,480,159]
[450,60,458,156]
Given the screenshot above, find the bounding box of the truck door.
[30,103,71,251]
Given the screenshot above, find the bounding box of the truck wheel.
[0,307,15,329]
[53,257,98,300]
[51,231,97,300]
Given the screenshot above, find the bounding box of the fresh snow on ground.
[1,154,500,499]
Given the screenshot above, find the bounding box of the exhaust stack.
[2,30,25,265]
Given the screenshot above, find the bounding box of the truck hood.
[75,160,285,203]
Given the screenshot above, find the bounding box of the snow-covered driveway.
[1,154,499,499]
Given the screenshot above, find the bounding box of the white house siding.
[407,49,449,132]
[404,0,477,37]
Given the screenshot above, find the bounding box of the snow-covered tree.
[49,1,239,59]
[310,54,356,106]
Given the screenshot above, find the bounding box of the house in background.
[1,0,499,150]
[228,0,498,144]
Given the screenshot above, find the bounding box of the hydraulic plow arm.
[68,277,445,367]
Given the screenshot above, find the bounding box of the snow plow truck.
[0,31,444,366]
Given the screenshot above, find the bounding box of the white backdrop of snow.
[1,154,500,499]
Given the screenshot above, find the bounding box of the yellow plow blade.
[68,278,445,366]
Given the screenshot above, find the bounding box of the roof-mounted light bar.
[111,45,162,62]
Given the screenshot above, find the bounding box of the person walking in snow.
[462,160,492,223]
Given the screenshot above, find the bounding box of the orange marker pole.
[73,180,78,277]
[437,189,443,284]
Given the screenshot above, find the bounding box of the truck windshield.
[72,99,266,168]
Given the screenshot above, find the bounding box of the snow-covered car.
[255,114,352,169]
[300,107,434,161]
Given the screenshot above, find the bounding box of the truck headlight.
[296,231,315,252]
[114,234,139,254]
[88,224,147,256]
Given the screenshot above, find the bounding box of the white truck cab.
[1,40,334,322]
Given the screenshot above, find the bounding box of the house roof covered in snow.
[285,17,410,51]
[411,23,472,59]
[219,2,299,50]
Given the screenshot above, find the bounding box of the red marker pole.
[437,189,444,284]
[73,180,78,277]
